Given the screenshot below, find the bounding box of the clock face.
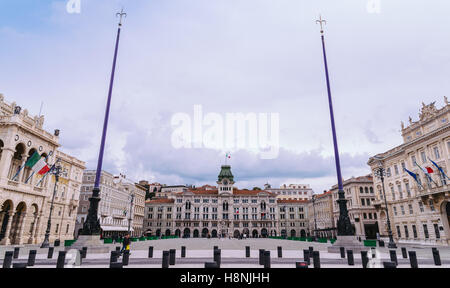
[223,179,228,185]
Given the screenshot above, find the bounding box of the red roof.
[277,199,308,204]
[145,198,174,204]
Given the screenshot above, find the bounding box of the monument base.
[66,235,111,253]
[328,235,368,253]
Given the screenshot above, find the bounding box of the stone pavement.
[1,238,449,268]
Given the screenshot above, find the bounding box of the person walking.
[121,234,131,255]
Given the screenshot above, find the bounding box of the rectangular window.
[411,155,416,165]
[420,151,426,163]
[405,183,411,197]
[396,226,401,238]
[423,224,429,238]
[434,224,440,239]
[394,165,399,175]
[404,225,409,238]
[400,205,405,215]
[412,225,417,238]
[409,204,413,214]
[434,147,440,159]
[419,201,424,212]
[393,206,397,216]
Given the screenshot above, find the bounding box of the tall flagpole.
[316,16,354,236]
[81,9,127,236]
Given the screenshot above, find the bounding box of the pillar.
[17,212,28,245]
[0,211,14,245]
[33,213,43,244]
[0,147,14,180]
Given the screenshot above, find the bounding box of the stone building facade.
[75,171,145,238]
[308,191,335,238]
[0,94,85,245]
[330,175,378,239]
[368,100,450,245]
[144,165,309,238]
[263,183,313,201]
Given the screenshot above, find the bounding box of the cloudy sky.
[1,0,449,193]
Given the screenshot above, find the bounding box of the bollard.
[312,251,320,268]
[54,239,60,247]
[259,249,265,265]
[110,251,119,263]
[81,247,88,259]
[181,246,186,258]
[347,250,354,266]
[245,246,250,258]
[361,251,368,269]
[148,246,154,258]
[264,251,271,269]
[383,261,397,268]
[296,261,309,268]
[48,247,54,259]
[205,262,218,268]
[169,249,176,266]
[432,248,441,266]
[56,251,67,268]
[122,250,130,266]
[379,240,385,247]
[389,250,398,266]
[110,262,123,269]
[13,247,20,259]
[309,246,314,255]
[371,247,376,259]
[12,263,27,269]
[401,247,408,259]
[213,246,218,251]
[116,246,121,252]
[277,246,282,258]
[3,251,13,268]
[340,247,345,258]
[303,249,310,265]
[162,251,169,268]
[214,249,221,268]
[27,250,37,267]
[408,251,418,268]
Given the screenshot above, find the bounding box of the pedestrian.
[121,233,131,255]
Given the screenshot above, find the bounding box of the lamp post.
[81,10,126,236]
[127,194,135,236]
[40,164,62,248]
[373,157,397,248]
[316,15,354,236]
[312,194,318,241]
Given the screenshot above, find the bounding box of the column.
[0,211,14,245]
[0,148,14,181]
[17,212,28,245]
[28,214,37,244]
[33,213,43,244]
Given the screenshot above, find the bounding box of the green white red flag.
[25,152,50,175]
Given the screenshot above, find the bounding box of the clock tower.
[217,165,234,194]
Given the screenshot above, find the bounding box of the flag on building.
[425,167,434,174]
[25,151,50,175]
[428,157,450,180]
[404,168,423,188]
[414,161,436,186]
[226,152,231,159]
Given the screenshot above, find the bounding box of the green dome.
[218,165,234,182]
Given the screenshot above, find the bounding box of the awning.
[101,226,134,232]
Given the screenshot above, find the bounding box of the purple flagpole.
[81,10,127,236]
[316,16,354,236]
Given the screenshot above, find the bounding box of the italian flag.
[25,152,50,175]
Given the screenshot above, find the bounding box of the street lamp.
[312,194,318,241]
[40,164,62,248]
[127,194,135,236]
[373,157,397,249]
